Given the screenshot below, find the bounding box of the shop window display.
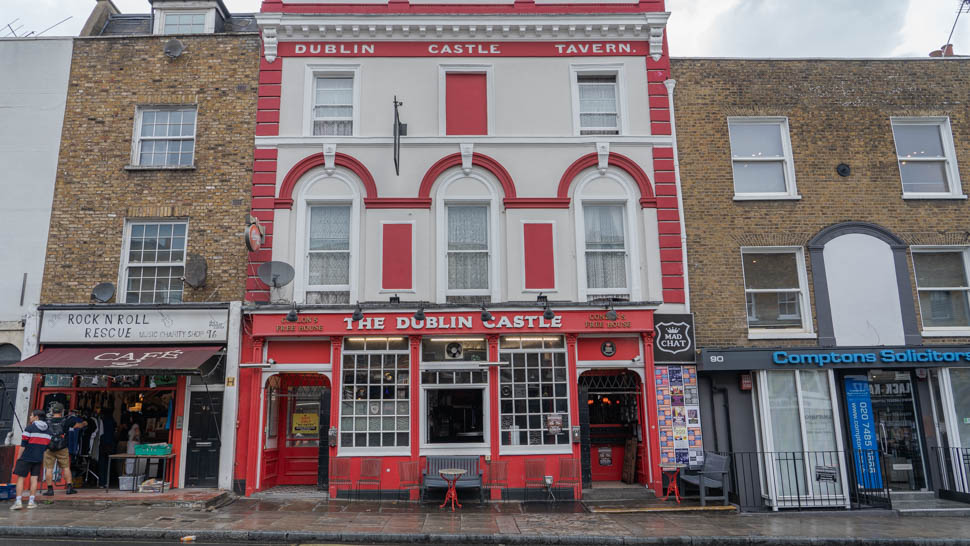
[339,337,410,449]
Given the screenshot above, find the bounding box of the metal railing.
[931,446,970,502]
[706,450,891,512]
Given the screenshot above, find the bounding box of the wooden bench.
[421,455,484,503]
[680,453,730,506]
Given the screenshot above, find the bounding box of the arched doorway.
[578,370,643,488]
[261,373,331,490]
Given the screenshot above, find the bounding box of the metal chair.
[357,458,382,501]
[524,458,547,501]
[398,460,422,501]
[486,459,509,501]
[329,458,352,500]
[558,457,581,500]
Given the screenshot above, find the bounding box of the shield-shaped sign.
[653,314,696,363]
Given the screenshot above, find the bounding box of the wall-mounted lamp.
[480,304,493,322]
[605,303,618,321]
[351,303,364,322]
[414,306,426,321]
[543,304,555,321]
[285,302,299,322]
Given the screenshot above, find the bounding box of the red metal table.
[438,468,466,511]
[661,464,685,503]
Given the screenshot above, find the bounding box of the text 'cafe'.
[235,307,701,499]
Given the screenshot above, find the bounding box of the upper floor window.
[447,205,490,294]
[313,76,354,136]
[892,117,964,199]
[912,249,970,331]
[728,117,798,200]
[122,221,187,304]
[162,12,207,34]
[133,107,196,167]
[741,248,812,337]
[307,204,351,303]
[584,204,628,295]
[577,75,619,135]
[439,65,491,136]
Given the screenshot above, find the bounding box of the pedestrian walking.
[43,402,84,496]
[11,410,50,510]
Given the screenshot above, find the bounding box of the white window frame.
[419,350,491,455]
[337,339,411,456]
[752,369,850,510]
[741,247,814,340]
[728,117,799,201]
[573,169,642,302]
[911,246,970,337]
[153,9,215,35]
[434,170,502,303]
[118,219,189,304]
[130,105,198,168]
[438,64,494,136]
[294,172,361,304]
[891,117,966,200]
[303,64,361,137]
[570,64,627,137]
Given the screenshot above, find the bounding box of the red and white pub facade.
[237,0,694,499]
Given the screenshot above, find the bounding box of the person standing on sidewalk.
[42,403,84,496]
[11,410,50,510]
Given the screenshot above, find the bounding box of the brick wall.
[41,34,260,304]
[671,58,970,348]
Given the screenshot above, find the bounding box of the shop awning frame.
[0,346,225,376]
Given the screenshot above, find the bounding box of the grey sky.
[2,0,968,57]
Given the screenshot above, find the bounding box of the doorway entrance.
[261,373,331,490]
[579,370,643,488]
[844,370,927,491]
[185,391,223,488]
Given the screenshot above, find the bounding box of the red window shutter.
[382,223,413,290]
[445,73,488,135]
[523,223,556,290]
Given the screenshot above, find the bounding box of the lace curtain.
[308,205,350,286]
[447,205,489,290]
[578,77,618,131]
[584,204,626,290]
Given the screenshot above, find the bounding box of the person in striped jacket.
[11,410,50,510]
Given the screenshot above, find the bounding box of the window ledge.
[921,328,970,337]
[747,331,817,340]
[336,448,411,457]
[901,193,968,200]
[420,446,490,456]
[125,165,197,172]
[733,194,802,202]
[500,446,574,456]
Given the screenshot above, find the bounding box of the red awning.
[0,346,223,375]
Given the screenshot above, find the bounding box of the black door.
[578,383,592,489]
[317,387,331,490]
[185,391,222,488]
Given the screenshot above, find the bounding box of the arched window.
[294,170,362,304]
[573,168,642,302]
[0,344,20,365]
[434,168,502,304]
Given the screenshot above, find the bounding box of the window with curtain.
[313,76,354,136]
[307,205,351,301]
[577,74,619,135]
[447,205,489,292]
[584,204,627,293]
[913,250,970,328]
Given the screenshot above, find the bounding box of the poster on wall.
[844,376,883,489]
[291,412,319,435]
[656,364,704,466]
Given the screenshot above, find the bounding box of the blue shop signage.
[843,376,883,489]
[700,346,970,371]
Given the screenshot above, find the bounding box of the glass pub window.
[313,77,354,136]
[163,13,206,34]
[498,336,569,447]
[125,222,187,304]
[742,251,804,330]
[136,107,196,167]
[339,337,410,449]
[578,74,619,135]
[913,251,970,328]
[892,121,953,194]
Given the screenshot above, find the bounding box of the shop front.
[700,345,970,509]
[4,304,237,491]
[236,307,670,498]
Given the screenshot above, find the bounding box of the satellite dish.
[163,39,185,59]
[183,254,208,289]
[257,261,295,289]
[91,282,115,303]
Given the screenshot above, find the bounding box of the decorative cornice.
[263,26,278,62]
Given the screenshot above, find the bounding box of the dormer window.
[164,12,206,34]
[153,2,221,35]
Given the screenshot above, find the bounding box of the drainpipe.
[663,79,690,313]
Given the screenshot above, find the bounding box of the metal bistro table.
[661,463,686,504]
[105,453,175,493]
[438,468,467,511]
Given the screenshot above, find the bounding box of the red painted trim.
[418,152,517,201]
[445,73,488,135]
[364,197,432,209]
[263,2,666,15]
[523,223,556,290]
[275,152,379,209]
[254,148,278,160]
[502,197,570,209]
[382,223,413,290]
[557,152,656,208]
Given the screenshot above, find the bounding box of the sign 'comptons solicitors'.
[40,309,230,344]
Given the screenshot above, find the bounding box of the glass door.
[866,370,926,490]
[933,368,970,493]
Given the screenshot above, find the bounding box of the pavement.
[2,496,970,545]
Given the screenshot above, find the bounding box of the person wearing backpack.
[42,403,85,496]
